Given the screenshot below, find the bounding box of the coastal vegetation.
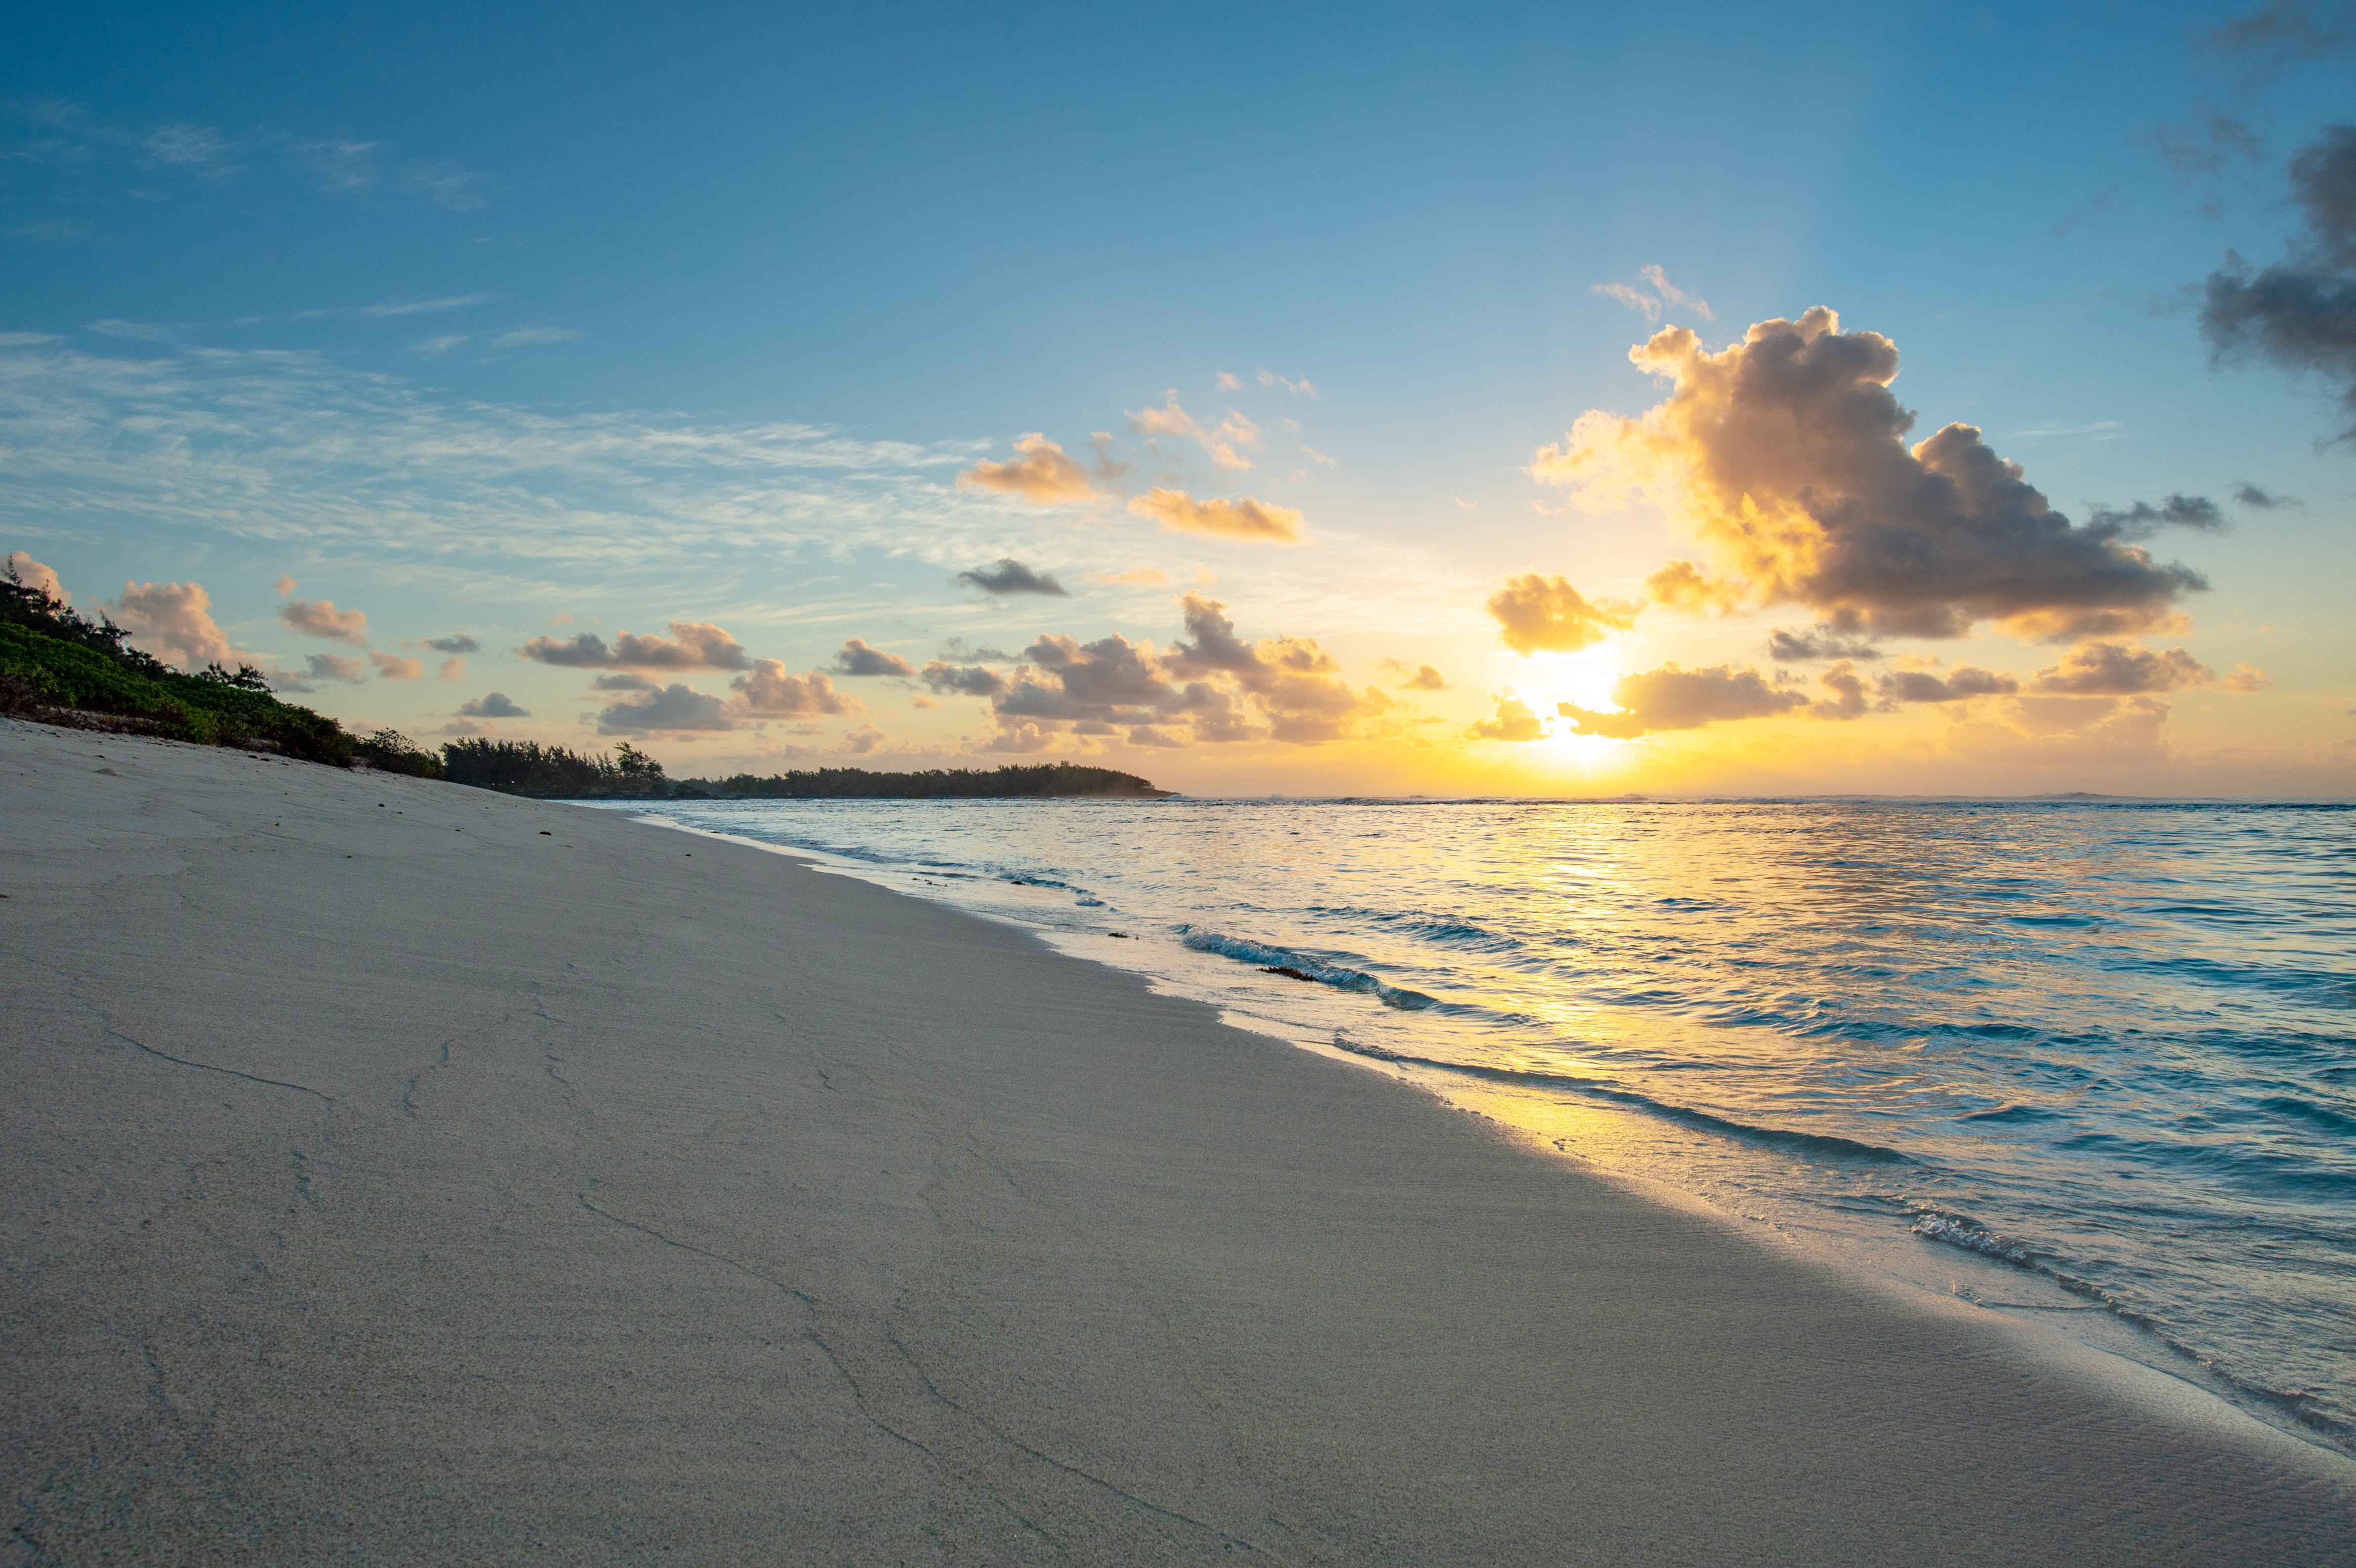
[436,738,1167,800]
[0,567,353,765]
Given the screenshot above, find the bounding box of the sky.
[4,0,2354,796]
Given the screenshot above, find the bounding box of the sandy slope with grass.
[3,717,2352,1565]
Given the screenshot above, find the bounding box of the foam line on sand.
[4,719,2353,1564]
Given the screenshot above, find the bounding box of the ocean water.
[600,795,2356,1451]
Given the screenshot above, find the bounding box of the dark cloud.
[1768,627,1883,662]
[457,690,528,718]
[1485,573,1639,654]
[2201,0,2356,76]
[731,662,858,716]
[1535,310,2209,640]
[973,594,1390,750]
[1556,664,1804,738]
[303,651,366,683]
[2030,642,2214,695]
[424,633,481,654]
[831,638,917,678]
[955,557,1068,597]
[1466,695,1544,742]
[2085,493,2227,538]
[593,672,657,691]
[597,683,733,735]
[921,661,1009,697]
[519,620,750,671]
[1877,667,2021,704]
[2201,124,2356,440]
[2233,481,2302,508]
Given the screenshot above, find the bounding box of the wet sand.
[4,718,2352,1564]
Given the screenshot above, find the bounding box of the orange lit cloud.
[1532,309,2211,641]
[111,579,234,669]
[1485,573,1639,654]
[958,433,1099,505]
[521,620,750,671]
[1128,487,1305,543]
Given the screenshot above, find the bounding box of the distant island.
[439,738,1170,801]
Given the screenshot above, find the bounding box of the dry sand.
[4,718,2353,1565]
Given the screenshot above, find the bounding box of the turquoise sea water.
[604,796,2356,1451]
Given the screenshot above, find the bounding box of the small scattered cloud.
[842,724,887,755]
[273,575,296,596]
[957,434,1099,505]
[520,621,750,671]
[1557,664,1803,739]
[1257,370,1319,397]
[2046,188,2117,240]
[492,325,580,348]
[2030,641,2213,695]
[1083,567,1170,586]
[598,683,734,735]
[1878,666,2020,704]
[279,597,369,644]
[1590,265,1714,323]
[1390,662,1447,691]
[2224,662,2274,692]
[1486,573,1639,654]
[1127,487,1305,543]
[437,657,465,681]
[1768,627,1883,662]
[2010,419,2125,440]
[87,318,173,340]
[832,638,916,678]
[1466,694,1544,742]
[457,691,528,718]
[1215,371,1242,391]
[411,334,470,356]
[955,558,1068,597]
[369,649,424,680]
[1127,391,1262,469]
[1300,445,1336,470]
[423,633,480,653]
[8,220,83,243]
[2233,481,2302,509]
[303,651,366,683]
[921,661,1010,697]
[731,662,859,716]
[359,293,491,318]
[2086,493,2227,537]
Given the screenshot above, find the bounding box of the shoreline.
[626,808,2356,1466]
[6,718,2354,1563]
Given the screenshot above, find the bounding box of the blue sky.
[5,0,2352,793]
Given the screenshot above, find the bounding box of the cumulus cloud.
[1533,309,2210,640]
[831,638,916,677]
[457,690,528,718]
[2202,123,2356,440]
[731,661,859,716]
[520,620,750,671]
[842,724,887,755]
[369,649,424,680]
[597,683,733,734]
[110,580,234,669]
[5,551,65,602]
[955,557,1068,596]
[1878,666,2020,704]
[957,434,1099,505]
[1485,573,1639,654]
[279,596,368,644]
[2029,642,2213,695]
[303,651,366,683]
[424,633,481,653]
[1127,487,1305,543]
[1466,695,1544,742]
[1556,664,1805,738]
[921,661,1009,697]
[1768,626,1883,662]
[974,593,1387,750]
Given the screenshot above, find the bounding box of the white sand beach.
[4,718,2353,1565]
